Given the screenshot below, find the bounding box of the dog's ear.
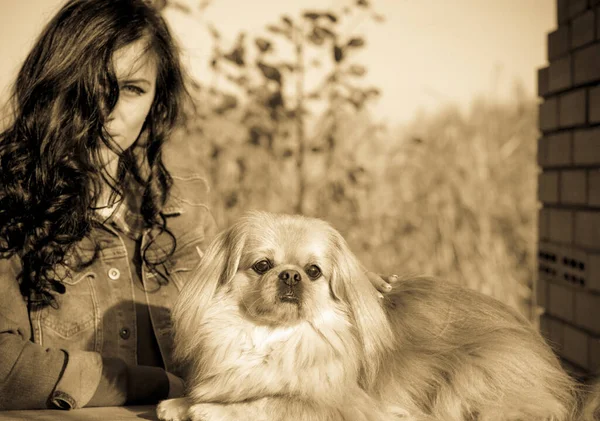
[171,223,245,366]
[329,228,394,389]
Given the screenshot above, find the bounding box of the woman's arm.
[0,256,99,410]
[0,257,179,410]
[86,359,179,407]
[0,320,71,409]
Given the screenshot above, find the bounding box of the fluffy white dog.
[157,212,578,421]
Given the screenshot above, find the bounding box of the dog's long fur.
[157,212,580,421]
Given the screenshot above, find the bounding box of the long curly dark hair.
[0,0,187,307]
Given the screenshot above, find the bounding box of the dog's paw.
[157,397,191,421]
[188,402,236,421]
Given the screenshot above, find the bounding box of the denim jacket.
[0,174,217,410]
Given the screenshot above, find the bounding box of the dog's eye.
[252,259,272,274]
[305,264,322,280]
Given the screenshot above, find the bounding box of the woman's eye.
[121,85,145,95]
[305,265,321,280]
[252,259,271,274]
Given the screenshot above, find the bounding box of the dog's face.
[229,215,338,325]
[173,212,394,388]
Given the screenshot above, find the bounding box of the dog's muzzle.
[278,269,302,303]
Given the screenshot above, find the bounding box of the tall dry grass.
[165,86,539,318]
[357,93,538,317]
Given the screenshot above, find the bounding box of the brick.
[546,132,573,166]
[574,211,600,249]
[538,67,550,97]
[558,0,570,24]
[590,85,600,123]
[549,26,570,59]
[539,208,551,240]
[537,278,549,309]
[540,98,559,131]
[573,127,600,164]
[560,246,588,287]
[571,9,596,48]
[560,359,589,380]
[549,209,574,244]
[575,291,600,334]
[539,241,562,282]
[590,335,600,371]
[550,316,565,351]
[563,323,589,368]
[560,170,587,204]
[549,56,572,92]
[570,0,590,18]
[539,314,553,348]
[559,0,571,22]
[559,89,587,127]
[538,137,548,166]
[589,170,600,206]
[548,281,575,320]
[574,43,600,85]
[539,313,551,337]
[598,5,600,38]
[589,253,600,291]
[539,171,560,203]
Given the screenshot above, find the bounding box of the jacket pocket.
[39,271,99,351]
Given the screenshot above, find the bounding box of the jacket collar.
[94,180,185,240]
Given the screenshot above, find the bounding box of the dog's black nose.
[279,269,301,286]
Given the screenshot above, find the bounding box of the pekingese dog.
[157,211,578,421]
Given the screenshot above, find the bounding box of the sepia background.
[0,0,555,320]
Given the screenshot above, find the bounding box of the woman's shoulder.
[164,172,212,214]
[162,172,218,242]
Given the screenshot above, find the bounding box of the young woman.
[0,0,217,409]
[0,0,392,411]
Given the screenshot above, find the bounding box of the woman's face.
[102,38,157,165]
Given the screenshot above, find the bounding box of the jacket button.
[119,327,130,339]
[108,268,121,280]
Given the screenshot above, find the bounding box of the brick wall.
[537,0,600,380]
